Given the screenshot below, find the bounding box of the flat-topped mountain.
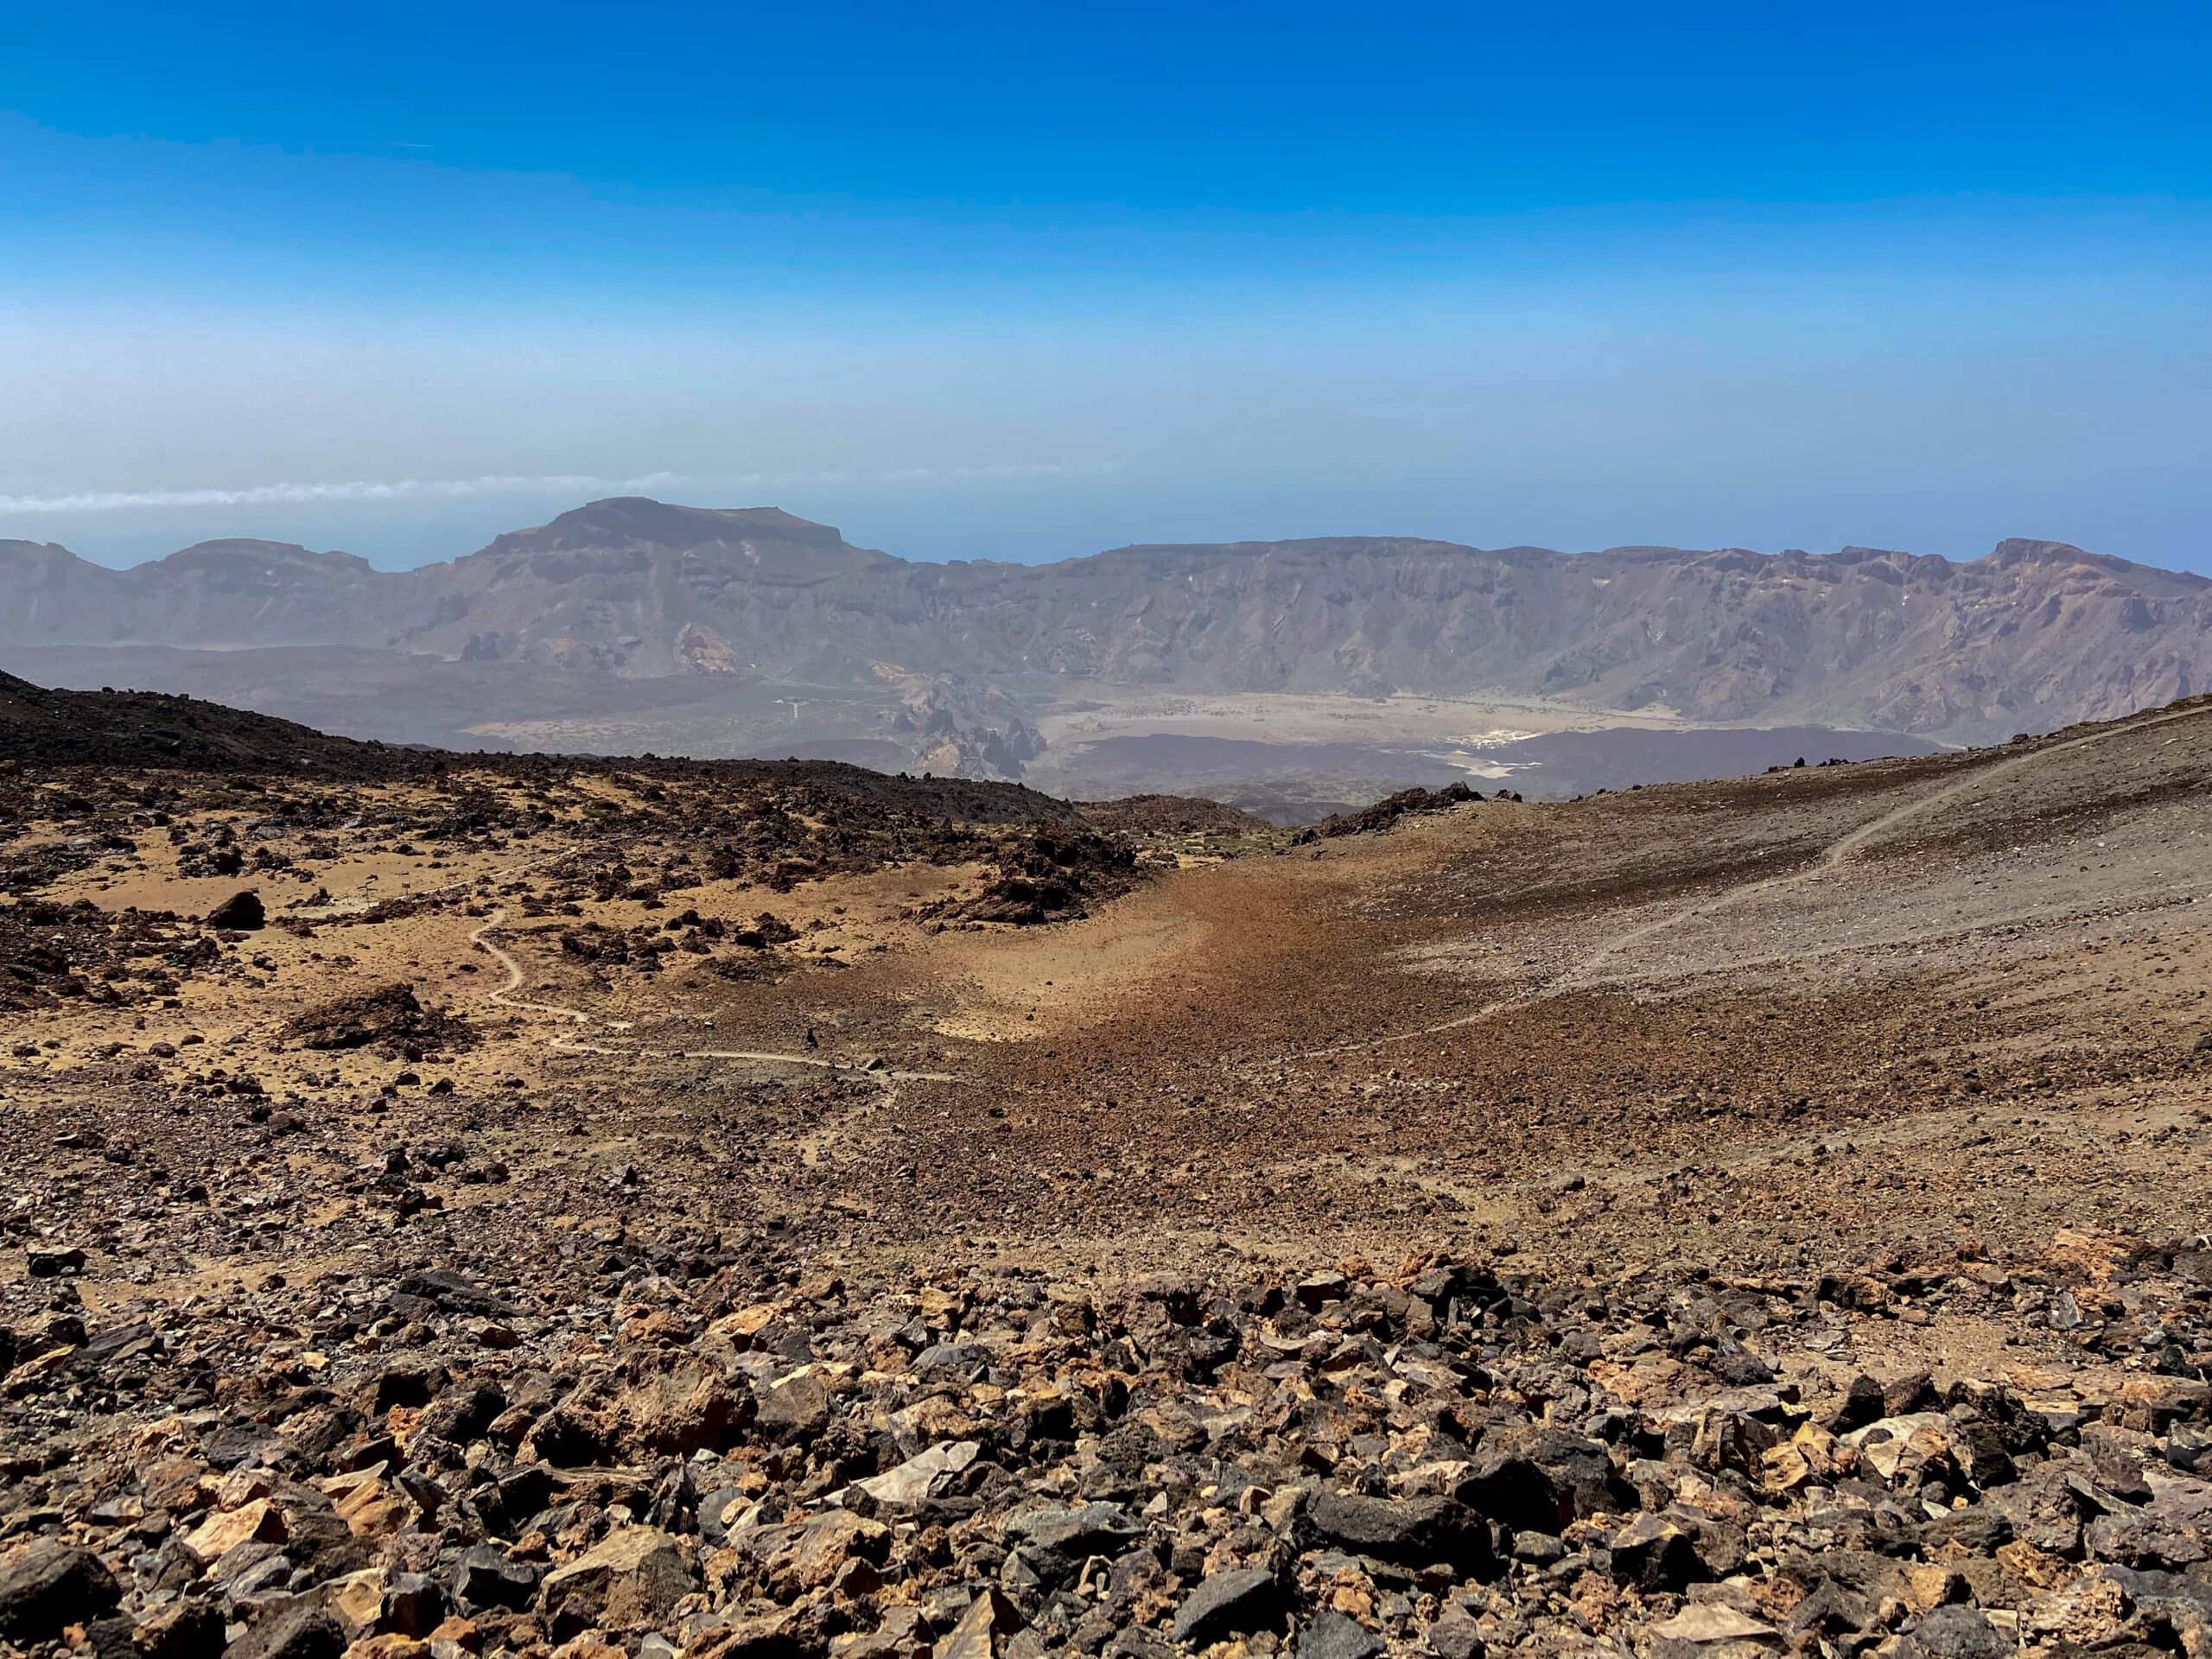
[5,499,2207,739]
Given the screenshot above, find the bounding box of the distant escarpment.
[4,498,2205,741]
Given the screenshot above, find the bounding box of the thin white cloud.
[0,473,689,514]
[0,461,1121,514]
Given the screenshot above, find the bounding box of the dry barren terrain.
[2,690,2209,1659]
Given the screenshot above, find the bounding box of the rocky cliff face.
[6,501,2206,740]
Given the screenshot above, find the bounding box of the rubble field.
[2,694,2209,1659]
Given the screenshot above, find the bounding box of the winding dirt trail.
[468,907,959,1085]
[1563,699,2210,989]
[468,908,633,1029]
[1285,701,2212,1061]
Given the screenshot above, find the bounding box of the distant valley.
[5,495,2203,815]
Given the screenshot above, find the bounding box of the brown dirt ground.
[4,699,2209,1400]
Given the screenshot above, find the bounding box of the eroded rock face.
[9,514,2211,743]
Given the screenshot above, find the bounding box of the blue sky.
[3,1,2209,570]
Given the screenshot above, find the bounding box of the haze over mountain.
[6,498,2205,747]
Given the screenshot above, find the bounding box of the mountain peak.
[1986,537,2096,566]
[528,497,855,555]
[1983,537,2209,591]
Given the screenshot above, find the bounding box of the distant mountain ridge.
[4,498,2207,740]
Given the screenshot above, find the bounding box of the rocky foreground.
[4,1216,2211,1659]
[5,695,2211,1658]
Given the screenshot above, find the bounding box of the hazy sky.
[3,1,2209,571]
